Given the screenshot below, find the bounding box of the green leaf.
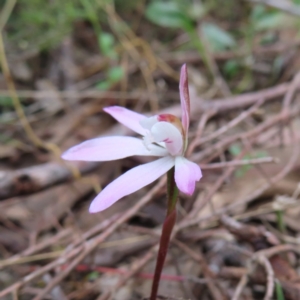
[202,22,236,51]
[250,4,266,22]
[275,280,285,300]
[0,133,12,143]
[255,13,285,31]
[0,97,14,108]
[273,56,285,76]
[235,164,252,178]
[87,271,100,281]
[229,144,242,156]
[145,1,192,29]
[254,150,268,158]
[186,2,205,20]
[96,81,111,90]
[223,59,239,77]
[251,4,286,31]
[108,66,124,83]
[98,32,117,59]
[260,32,277,45]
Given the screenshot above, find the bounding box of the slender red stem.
[150,167,178,300]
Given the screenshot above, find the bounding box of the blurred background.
[1,0,300,299]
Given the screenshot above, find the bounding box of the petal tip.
[185,191,194,196]
[89,200,101,214]
[180,185,195,196]
[196,167,203,181]
[180,64,188,81]
[197,173,203,182]
[61,149,73,160]
[61,151,67,160]
[89,208,98,214]
[103,106,122,113]
[89,194,115,213]
[181,63,187,73]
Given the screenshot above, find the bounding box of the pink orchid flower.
[62,64,202,213]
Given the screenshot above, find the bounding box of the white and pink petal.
[62,136,168,161]
[151,122,183,156]
[174,156,202,195]
[104,106,146,136]
[89,156,175,212]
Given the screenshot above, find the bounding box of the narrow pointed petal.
[179,64,190,134]
[174,156,202,195]
[151,122,183,156]
[62,136,168,161]
[89,156,175,212]
[104,106,146,136]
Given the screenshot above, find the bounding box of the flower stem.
[150,167,178,300]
